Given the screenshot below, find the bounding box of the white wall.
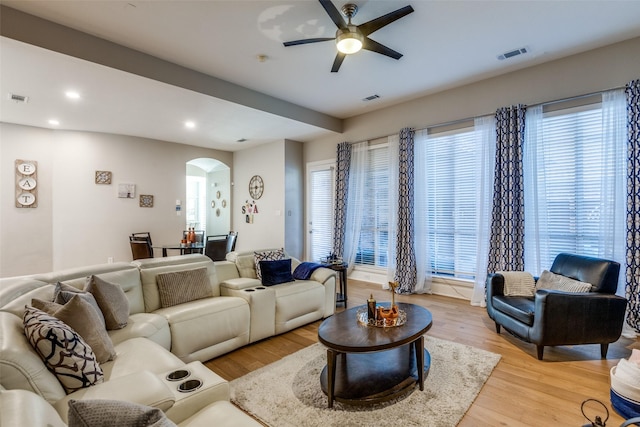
[0,124,232,277]
[232,140,286,251]
[305,37,640,163]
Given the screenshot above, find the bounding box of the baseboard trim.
[348,269,472,301]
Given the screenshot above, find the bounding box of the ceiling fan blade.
[358,5,414,36]
[319,0,347,29]
[283,37,335,47]
[331,52,346,73]
[362,38,403,60]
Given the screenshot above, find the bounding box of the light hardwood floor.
[205,280,638,426]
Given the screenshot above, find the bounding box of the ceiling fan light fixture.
[336,26,363,54]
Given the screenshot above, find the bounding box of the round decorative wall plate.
[249,175,264,200]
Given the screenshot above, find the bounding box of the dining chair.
[226,231,238,253]
[205,235,227,261]
[129,232,154,258]
[129,239,153,260]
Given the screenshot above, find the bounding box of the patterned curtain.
[332,142,351,258]
[487,105,526,272]
[626,79,640,333]
[395,128,417,294]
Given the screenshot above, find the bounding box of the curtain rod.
[349,83,628,144]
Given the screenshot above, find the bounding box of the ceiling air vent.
[8,93,29,103]
[363,94,380,102]
[497,47,528,61]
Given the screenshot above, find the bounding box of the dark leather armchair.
[486,253,627,360]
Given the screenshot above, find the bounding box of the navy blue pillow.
[260,259,294,286]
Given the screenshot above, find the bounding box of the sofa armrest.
[53,371,175,423]
[310,267,337,286]
[531,290,628,344]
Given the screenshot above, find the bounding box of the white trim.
[349,266,473,301]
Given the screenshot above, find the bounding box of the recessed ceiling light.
[65,91,81,100]
[48,119,60,126]
[184,121,196,129]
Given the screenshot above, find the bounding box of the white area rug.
[230,336,501,427]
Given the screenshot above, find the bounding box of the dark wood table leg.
[415,336,425,390]
[327,348,337,408]
[341,269,348,305]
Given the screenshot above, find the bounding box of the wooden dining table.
[155,243,205,257]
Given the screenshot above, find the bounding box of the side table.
[322,262,348,306]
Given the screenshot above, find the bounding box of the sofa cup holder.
[178,378,203,393]
[166,369,190,381]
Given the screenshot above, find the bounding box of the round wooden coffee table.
[317,302,433,407]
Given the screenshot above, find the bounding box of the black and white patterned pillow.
[254,249,285,280]
[23,306,104,393]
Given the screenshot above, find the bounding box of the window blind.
[525,104,611,268]
[420,128,480,279]
[356,145,390,267]
[308,166,334,262]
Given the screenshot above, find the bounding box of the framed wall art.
[118,183,136,198]
[139,194,154,208]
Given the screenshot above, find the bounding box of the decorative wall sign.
[249,175,264,199]
[118,184,136,198]
[139,194,154,208]
[15,159,38,208]
[95,170,112,184]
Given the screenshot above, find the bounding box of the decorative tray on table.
[356,307,407,328]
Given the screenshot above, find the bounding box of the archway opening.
[186,158,230,237]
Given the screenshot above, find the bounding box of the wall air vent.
[8,93,29,103]
[363,94,380,101]
[497,47,528,61]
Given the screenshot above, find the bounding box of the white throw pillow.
[535,270,592,293]
[498,271,536,297]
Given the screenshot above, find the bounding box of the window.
[307,162,335,262]
[355,145,389,267]
[186,175,206,229]
[416,127,486,279]
[524,94,626,273]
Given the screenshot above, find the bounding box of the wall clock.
[249,175,264,200]
[15,159,38,208]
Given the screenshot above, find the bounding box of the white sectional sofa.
[0,250,336,425]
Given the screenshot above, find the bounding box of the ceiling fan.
[283,0,414,72]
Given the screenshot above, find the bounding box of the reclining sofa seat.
[486,253,627,360]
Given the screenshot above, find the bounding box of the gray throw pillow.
[156,267,212,308]
[23,306,104,394]
[32,295,116,364]
[85,275,130,330]
[67,399,177,427]
[54,282,106,328]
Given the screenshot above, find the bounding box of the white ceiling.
[1,0,640,151]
